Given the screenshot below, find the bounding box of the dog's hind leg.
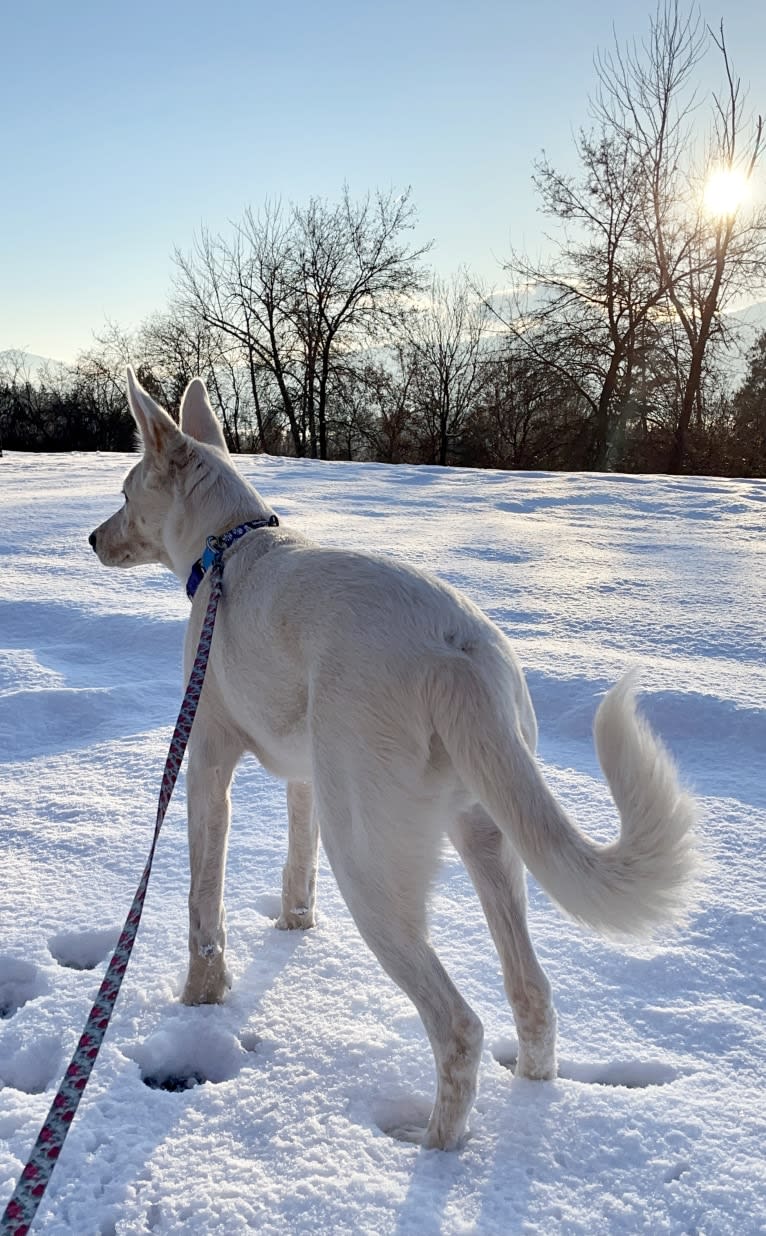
[278,781,318,930]
[450,805,557,1080]
[182,718,243,1006]
[313,768,483,1150]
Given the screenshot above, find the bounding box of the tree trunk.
[666,295,718,474]
[591,350,623,470]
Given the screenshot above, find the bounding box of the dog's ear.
[180,378,229,453]
[126,368,180,455]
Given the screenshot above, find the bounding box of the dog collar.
[186,515,279,601]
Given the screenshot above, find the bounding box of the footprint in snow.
[47,926,121,971]
[491,1039,686,1088]
[372,1093,437,1146]
[0,1030,61,1094]
[125,1014,253,1093]
[0,957,43,1020]
[142,1071,207,1094]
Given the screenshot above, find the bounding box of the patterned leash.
[1,558,225,1236]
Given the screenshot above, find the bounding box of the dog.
[89,369,698,1150]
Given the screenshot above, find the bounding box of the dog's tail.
[431,663,699,937]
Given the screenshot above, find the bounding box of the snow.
[1,452,765,1235]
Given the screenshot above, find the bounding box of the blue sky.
[2,0,764,362]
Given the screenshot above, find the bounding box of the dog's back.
[208,534,537,777]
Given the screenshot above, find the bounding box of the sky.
[2,0,766,364]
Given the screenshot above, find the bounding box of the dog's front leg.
[277,781,318,929]
[181,721,242,1005]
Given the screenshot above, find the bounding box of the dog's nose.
[88,531,97,551]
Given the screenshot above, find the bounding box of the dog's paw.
[181,985,227,1007]
[276,906,316,931]
[384,1121,466,1151]
[515,1058,557,1081]
[181,953,231,1006]
[492,1028,557,1081]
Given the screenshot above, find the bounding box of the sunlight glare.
[703,167,750,217]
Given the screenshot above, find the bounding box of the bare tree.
[0,350,36,452]
[595,2,766,471]
[469,344,593,470]
[0,345,136,452]
[136,309,272,451]
[500,128,666,469]
[406,272,489,466]
[501,3,766,473]
[328,347,421,463]
[174,187,430,458]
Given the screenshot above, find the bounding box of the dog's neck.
[167,507,274,586]
[163,456,274,587]
[185,514,279,601]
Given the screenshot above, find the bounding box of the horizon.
[3,0,765,365]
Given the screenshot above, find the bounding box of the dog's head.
[89,369,229,570]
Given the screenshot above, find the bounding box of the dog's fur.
[90,370,699,1149]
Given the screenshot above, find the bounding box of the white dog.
[89,370,698,1150]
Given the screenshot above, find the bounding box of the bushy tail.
[434,666,700,937]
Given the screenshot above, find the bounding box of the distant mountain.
[0,349,68,378]
[721,299,766,386]
[729,298,766,330]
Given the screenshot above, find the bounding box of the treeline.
[1,5,765,476]
[2,317,764,474]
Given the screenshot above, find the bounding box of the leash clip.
[204,534,225,567]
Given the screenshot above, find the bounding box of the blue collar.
[186,515,279,601]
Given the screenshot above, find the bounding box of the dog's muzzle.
[88,531,98,551]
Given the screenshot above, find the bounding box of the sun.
[703,166,750,217]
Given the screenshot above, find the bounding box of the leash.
[2,557,226,1236]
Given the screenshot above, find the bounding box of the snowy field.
[0,452,764,1235]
